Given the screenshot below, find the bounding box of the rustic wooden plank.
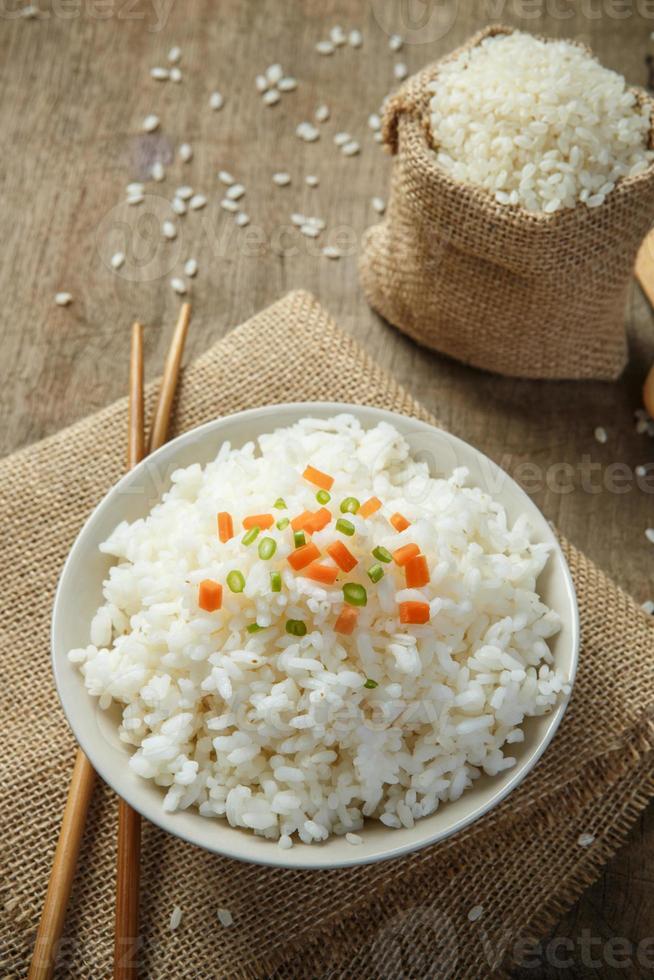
[1,2,653,975]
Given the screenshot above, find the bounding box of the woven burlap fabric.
[1,290,653,979]
[359,24,654,381]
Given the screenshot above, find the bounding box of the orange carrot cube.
[198,579,223,612]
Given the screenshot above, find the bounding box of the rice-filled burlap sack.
[359,25,654,381]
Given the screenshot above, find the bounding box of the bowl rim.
[51,400,579,870]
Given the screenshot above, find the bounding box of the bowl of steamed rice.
[52,404,578,868]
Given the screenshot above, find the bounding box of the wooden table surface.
[2,1,653,976]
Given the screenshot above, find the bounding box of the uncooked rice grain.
[428,30,653,212]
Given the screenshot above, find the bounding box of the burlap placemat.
[1,290,653,979]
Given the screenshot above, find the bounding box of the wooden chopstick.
[30,307,191,980]
[148,302,192,452]
[114,322,146,979]
[28,750,96,979]
[30,324,147,980]
[114,306,192,978]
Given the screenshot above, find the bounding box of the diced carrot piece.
[303,465,334,491]
[405,554,430,588]
[287,541,321,570]
[217,512,234,543]
[359,496,382,519]
[399,601,430,625]
[390,512,411,532]
[326,540,358,573]
[334,606,358,635]
[393,543,420,567]
[243,513,274,530]
[304,561,339,585]
[291,510,315,532]
[198,579,223,612]
[304,507,332,533]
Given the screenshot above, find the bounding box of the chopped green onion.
[343,582,367,607]
[340,496,360,514]
[242,526,260,546]
[270,571,282,593]
[258,536,277,560]
[316,489,331,504]
[335,517,355,536]
[276,517,290,530]
[364,678,378,689]
[372,545,392,563]
[285,619,307,637]
[367,563,384,584]
[274,497,287,509]
[227,570,245,593]
[247,623,265,634]
[293,530,306,548]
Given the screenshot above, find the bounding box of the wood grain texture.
[1,1,653,976]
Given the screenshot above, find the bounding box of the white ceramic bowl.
[52,402,579,869]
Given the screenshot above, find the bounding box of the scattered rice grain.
[162,220,177,240]
[184,258,198,277]
[55,292,73,307]
[142,114,160,133]
[168,46,181,64]
[342,140,360,156]
[111,252,125,270]
[209,91,224,110]
[169,905,183,930]
[217,908,233,927]
[170,277,186,295]
[278,76,297,92]
[178,143,193,163]
[273,172,291,186]
[594,426,608,444]
[235,212,250,227]
[263,89,281,107]
[315,104,330,123]
[150,67,169,81]
[189,193,207,210]
[226,183,245,200]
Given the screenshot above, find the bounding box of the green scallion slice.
[372,545,392,563]
[285,619,307,637]
[258,536,277,560]
[242,526,260,546]
[364,678,378,689]
[273,497,287,509]
[316,489,331,504]
[276,517,290,530]
[247,623,265,634]
[270,571,282,593]
[227,570,245,593]
[293,530,306,548]
[340,496,360,514]
[367,563,384,584]
[343,582,367,606]
[335,517,355,537]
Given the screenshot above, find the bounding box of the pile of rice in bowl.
[69,415,570,848]
[428,29,653,212]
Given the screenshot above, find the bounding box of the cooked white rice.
[70,415,569,846]
[428,30,653,212]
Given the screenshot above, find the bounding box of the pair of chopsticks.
[29,303,192,980]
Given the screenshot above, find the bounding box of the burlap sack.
[1,291,653,979]
[359,25,654,381]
